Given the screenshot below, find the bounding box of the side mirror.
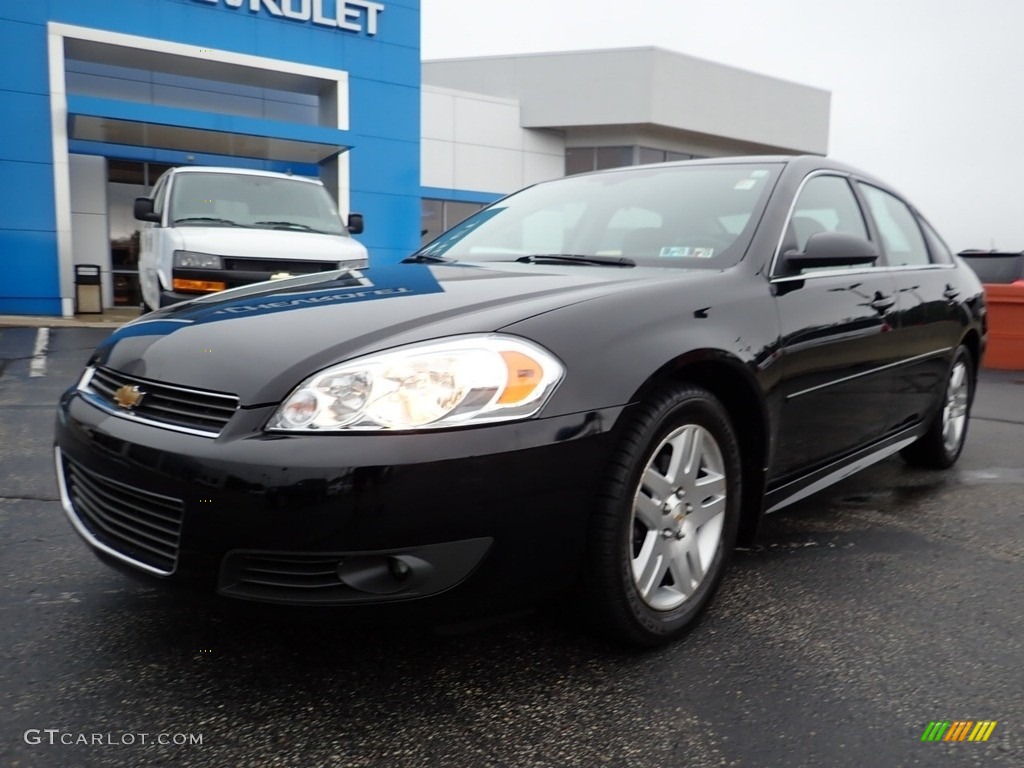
[785,231,879,270]
[347,213,364,235]
[133,197,160,223]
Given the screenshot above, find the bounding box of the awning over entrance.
[67,95,350,164]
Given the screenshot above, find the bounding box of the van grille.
[223,258,340,274]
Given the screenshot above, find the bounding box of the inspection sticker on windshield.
[659,246,714,259]
[734,178,758,190]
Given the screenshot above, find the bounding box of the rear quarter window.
[859,183,931,266]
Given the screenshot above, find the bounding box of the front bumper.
[55,388,623,614]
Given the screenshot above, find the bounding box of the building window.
[637,147,666,166]
[421,199,487,246]
[565,148,595,176]
[595,146,633,170]
[566,146,702,175]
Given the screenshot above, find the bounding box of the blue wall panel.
[0,0,422,315]
[0,19,50,95]
[0,5,49,24]
[0,230,61,314]
[0,92,52,164]
[347,137,419,195]
[349,190,422,263]
[0,161,57,232]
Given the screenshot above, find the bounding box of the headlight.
[268,335,564,432]
[174,250,223,269]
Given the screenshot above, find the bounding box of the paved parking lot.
[1,325,1021,767]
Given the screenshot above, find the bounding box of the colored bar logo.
[920,721,997,742]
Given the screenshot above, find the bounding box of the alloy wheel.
[942,360,970,455]
[630,424,727,611]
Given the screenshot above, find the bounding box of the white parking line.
[29,327,50,378]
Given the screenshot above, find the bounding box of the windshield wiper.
[514,254,636,267]
[253,220,320,231]
[402,253,452,263]
[172,217,244,226]
[256,221,332,233]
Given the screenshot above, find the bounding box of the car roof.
[562,154,896,197]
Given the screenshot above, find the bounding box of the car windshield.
[416,162,781,269]
[169,173,348,235]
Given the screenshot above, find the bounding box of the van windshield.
[169,173,348,235]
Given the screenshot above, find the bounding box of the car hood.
[177,226,367,261]
[90,261,672,405]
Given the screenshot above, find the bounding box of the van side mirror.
[784,231,879,271]
[133,197,160,223]
[347,213,364,235]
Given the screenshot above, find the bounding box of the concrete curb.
[0,313,137,329]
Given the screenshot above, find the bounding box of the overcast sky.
[421,0,1023,253]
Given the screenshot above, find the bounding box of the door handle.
[869,293,896,311]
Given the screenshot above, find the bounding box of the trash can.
[982,282,1024,371]
[75,264,103,315]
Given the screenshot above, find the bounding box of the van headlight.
[268,335,564,431]
[174,250,223,269]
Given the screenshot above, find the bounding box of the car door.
[768,172,901,480]
[856,182,965,429]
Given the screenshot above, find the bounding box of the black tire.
[901,345,975,469]
[586,385,742,647]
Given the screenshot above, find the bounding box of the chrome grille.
[63,456,184,575]
[86,367,238,436]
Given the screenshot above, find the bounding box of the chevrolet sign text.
[193,0,385,36]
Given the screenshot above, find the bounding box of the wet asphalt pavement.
[0,325,1021,767]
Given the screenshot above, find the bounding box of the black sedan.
[55,156,985,646]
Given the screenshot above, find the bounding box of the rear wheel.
[586,385,742,647]
[901,345,975,469]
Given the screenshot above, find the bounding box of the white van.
[133,167,368,311]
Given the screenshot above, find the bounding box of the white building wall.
[68,154,112,307]
[424,48,831,156]
[422,85,564,195]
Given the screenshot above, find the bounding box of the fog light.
[389,557,412,580]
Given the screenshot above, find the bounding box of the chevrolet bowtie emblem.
[113,384,145,410]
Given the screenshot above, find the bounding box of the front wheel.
[901,345,975,469]
[586,385,742,647]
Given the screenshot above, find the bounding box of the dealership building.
[0,0,829,317]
